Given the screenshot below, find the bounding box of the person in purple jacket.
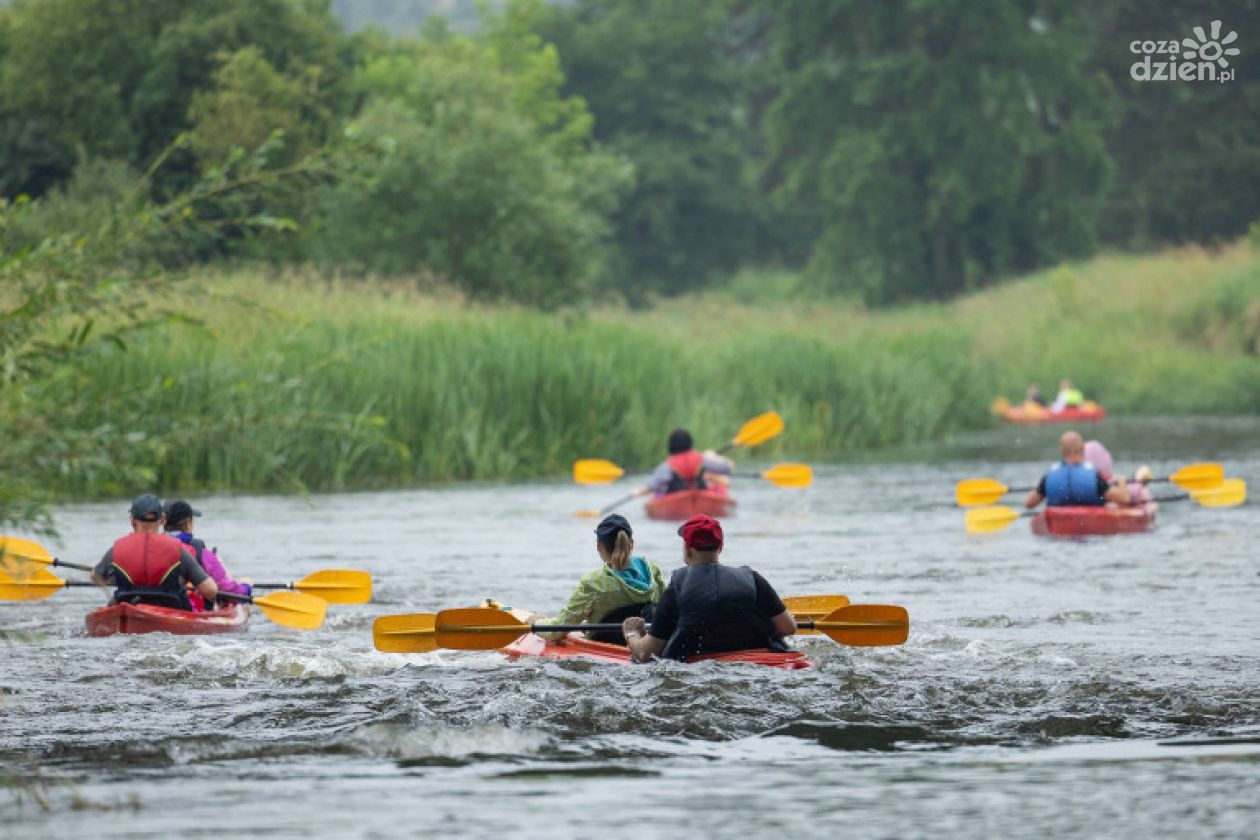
[163,499,252,608]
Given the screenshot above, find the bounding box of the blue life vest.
[1044,462,1104,507]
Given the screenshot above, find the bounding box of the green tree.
[0,0,352,197]
[537,0,769,298]
[309,3,631,306]
[187,46,329,169]
[1088,1,1260,248]
[762,0,1114,303]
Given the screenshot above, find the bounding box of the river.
[2,417,1258,838]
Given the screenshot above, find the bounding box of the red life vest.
[666,450,707,492]
[110,532,184,589]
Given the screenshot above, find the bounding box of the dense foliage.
[1,0,1259,520]
[1,0,1256,305]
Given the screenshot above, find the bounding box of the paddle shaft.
[51,558,94,573]
[1006,475,1185,495]
[597,491,642,515]
[458,620,889,635]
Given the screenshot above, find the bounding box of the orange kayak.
[501,633,812,669]
[1001,403,1106,424]
[85,602,250,637]
[644,489,736,521]
[1031,503,1158,537]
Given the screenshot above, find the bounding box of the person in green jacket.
[546,514,665,645]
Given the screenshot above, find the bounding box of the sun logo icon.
[1182,20,1240,68]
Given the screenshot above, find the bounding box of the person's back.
[549,514,664,644]
[655,562,786,658]
[1026,431,1128,509]
[93,494,218,610]
[621,515,796,662]
[1043,461,1106,506]
[648,428,733,496]
[1051,379,1084,412]
[164,499,252,605]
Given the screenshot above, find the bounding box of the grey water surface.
[2,417,1258,839]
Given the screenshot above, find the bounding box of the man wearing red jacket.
[92,494,218,610]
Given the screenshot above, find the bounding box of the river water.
[2,417,1258,838]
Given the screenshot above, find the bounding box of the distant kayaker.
[91,494,218,610]
[621,514,796,662]
[1127,465,1155,505]
[163,499,252,608]
[1050,379,1085,412]
[1025,385,1048,407]
[1083,440,1114,482]
[647,428,734,496]
[545,514,665,645]
[1025,432,1130,509]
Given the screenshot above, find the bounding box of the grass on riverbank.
[38,241,1260,495]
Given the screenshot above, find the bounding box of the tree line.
[1,0,1257,306]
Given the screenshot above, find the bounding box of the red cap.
[678,514,724,550]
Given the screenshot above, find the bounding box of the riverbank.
[36,241,1260,496]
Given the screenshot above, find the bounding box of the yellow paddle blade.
[0,536,55,572]
[731,411,784,448]
[251,590,326,630]
[373,613,438,653]
[964,505,1022,534]
[573,459,626,485]
[291,569,372,604]
[813,604,909,647]
[435,607,530,650]
[761,463,813,488]
[1190,478,1246,508]
[0,568,67,601]
[955,478,1010,507]
[989,396,1011,415]
[784,594,850,634]
[1170,463,1224,491]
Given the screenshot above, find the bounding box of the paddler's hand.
[622,616,647,639]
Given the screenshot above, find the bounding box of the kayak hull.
[1031,503,1158,537]
[85,603,251,637]
[1001,404,1106,424]
[644,489,736,521]
[501,633,812,670]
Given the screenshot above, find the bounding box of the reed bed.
[41,242,1260,496]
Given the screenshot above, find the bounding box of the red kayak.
[1031,503,1158,537]
[501,633,812,670]
[1001,403,1106,424]
[644,489,736,521]
[85,603,251,637]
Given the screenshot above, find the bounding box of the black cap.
[594,514,633,548]
[164,499,201,525]
[668,428,693,455]
[129,494,164,522]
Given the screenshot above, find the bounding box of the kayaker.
[544,514,665,644]
[1084,440,1114,482]
[621,514,796,662]
[1025,385,1048,407]
[163,499,252,609]
[647,428,734,496]
[1025,432,1130,509]
[1127,465,1155,505]
[1050,379,1085,412]
[91,494,218,610]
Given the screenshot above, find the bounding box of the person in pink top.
[1083,440,1114,482]
[1127,466,1155,504]
[163,499,252,608]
